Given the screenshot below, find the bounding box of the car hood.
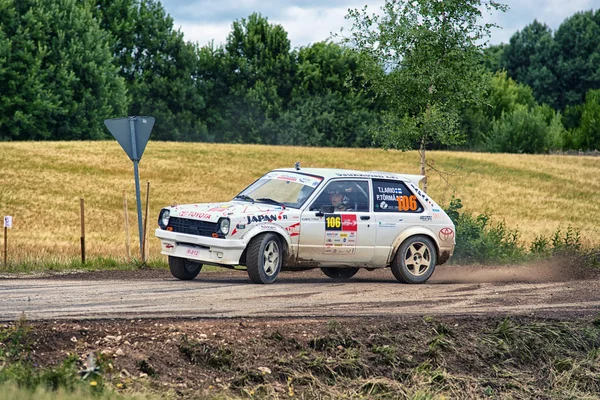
[169,201,287,223]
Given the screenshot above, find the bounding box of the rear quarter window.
[372,179,423,213]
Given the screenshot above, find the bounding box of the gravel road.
[2,260,599,321]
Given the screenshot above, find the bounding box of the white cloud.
[163,0,598,48]
[165,0,385,49]
[271,5,364,48]
[486,0,598,44]
[174,21,232,46]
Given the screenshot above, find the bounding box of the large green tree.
[500,20,557,107]
[93,0,207,141]
[200,13,294,144]
[553,10,600,110]
[500,10,600,111]
[461,71,565,153]
[572,89,600,151]
[344,0,506,191]
[272,41,381,147]
[0,0,127,140]
[460,71,536,149]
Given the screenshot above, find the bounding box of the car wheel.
[321,267,359,280]
[391,235,437,284]
[169,256,202,280]
[247,233,282,284]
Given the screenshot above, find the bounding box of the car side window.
[372,180,423,213]
[309,180,370,212]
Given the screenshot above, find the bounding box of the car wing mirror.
[316,205,334,216]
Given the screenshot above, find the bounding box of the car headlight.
[218,218,230,235]
[158,209,170,229]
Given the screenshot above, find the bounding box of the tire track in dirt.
[1,261,598,321]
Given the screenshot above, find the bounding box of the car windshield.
[235,171,323,209]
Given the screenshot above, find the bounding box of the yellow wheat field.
[0,141,598,264]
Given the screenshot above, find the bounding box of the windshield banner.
[264,173,322,187]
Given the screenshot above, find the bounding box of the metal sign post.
[128,117,143,254]
[104,116,155,259]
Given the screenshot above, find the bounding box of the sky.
[159,0,598,49]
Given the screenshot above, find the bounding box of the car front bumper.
[155,228,246,265]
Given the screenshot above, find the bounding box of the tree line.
[0,0,598,152]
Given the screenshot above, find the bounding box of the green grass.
[2,315,600,399]
[0,256,166,274]
[0,385,156,400]
[0,141,598,268]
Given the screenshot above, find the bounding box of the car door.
[371,179,425,264]
[298,179,375,263]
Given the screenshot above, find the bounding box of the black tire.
[321,267,359,280]
[246,233,283,284]
[169,256,202,280]
[391,235,437,284]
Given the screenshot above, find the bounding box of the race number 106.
[396,195,418,211]
[325,216,341,229]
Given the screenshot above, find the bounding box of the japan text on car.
[155,166,456,284]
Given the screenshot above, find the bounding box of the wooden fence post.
[80,198,85,264]
[123,190,131,260]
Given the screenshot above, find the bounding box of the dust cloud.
[430,256,596,284]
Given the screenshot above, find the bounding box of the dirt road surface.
[2,261,599,321]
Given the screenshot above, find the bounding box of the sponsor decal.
[207,205,233,212]
[376,194,397,201]
[279,175,298,182]
[396,195,418,211]
[342,215,358,231]
[324,247,356,255]
[335,172,397,179]
[247,214,288,224]
[179,211,211,219]
[420,215,432,222]
[377,187,403,194]
[186,248,200,257]
[324,231,357,254]
[439,227,455,241]
[325,231,356,245]
[324,214,357,231]
[409,183,435,207]
[378,221,396,228]
[264,173,322,186]
[259,225,277,230]
[286,222,300,237]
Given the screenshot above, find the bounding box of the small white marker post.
[4,216,12,267]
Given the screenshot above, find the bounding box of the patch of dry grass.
[0,141,598,265]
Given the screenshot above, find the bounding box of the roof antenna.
[294,162,301,171]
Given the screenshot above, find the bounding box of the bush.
[530,226,582,256]
[485,104,556,154]
[444,197,526,264]
[445,197,590,265]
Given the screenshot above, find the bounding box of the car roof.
[273,168,425,187]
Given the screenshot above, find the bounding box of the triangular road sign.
[104,116,155,161]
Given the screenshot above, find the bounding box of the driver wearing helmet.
[328,183,353,211]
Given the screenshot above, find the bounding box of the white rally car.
[155,166,455,284]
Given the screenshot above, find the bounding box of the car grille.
[168,217,219,237]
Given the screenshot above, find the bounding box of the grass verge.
[2,315,599,399]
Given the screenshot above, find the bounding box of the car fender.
[388,226,440,264]
[242,223,293,254]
